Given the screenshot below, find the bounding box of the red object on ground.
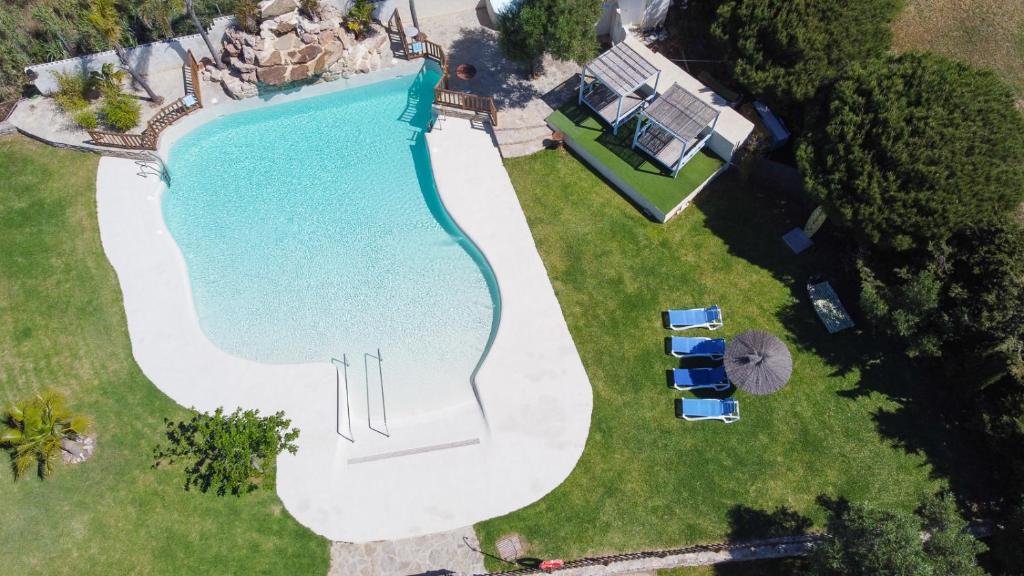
[539,559,565,570]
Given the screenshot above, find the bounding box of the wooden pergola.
[631,83,719,177]
[578,43,660,134]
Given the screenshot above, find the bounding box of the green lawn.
[547,102,723,214]
[474,149,941,567]
[0,136,328,575]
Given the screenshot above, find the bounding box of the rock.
[290,63,313,82]
[241,71,258,83]
[230,57,257,72]
[222,77,258,99]
[337,28,354,50]
[242,34,258,48]
[257,50,284,66]
[319,29,337,44]
[313,53,328,74]
[259,0,299,20]
[223,41,240,57]
[207,67,222,82]
[258,64,290,85]
[273,19,296,35]
[300,33,318,45]
[321,41,345,67]
[291,43,323,64]
[274,33,299,51]
[242,45,256,64]
[368,51,381,71]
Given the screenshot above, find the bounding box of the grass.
[474,149,942,568]
[0,136,328,575]
[547,102,723,214]
[893,0,1024,95]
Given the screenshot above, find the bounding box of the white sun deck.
[94,71,592,542]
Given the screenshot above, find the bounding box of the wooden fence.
[390,11,499,126]
[88,50,204,151]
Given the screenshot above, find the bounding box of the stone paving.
[329,526,486,576]
[418,8,579,158]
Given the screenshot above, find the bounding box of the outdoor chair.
[670,366,730,391]
[668,336,726,359]
[665,305,723,330]
[674,398,740,423]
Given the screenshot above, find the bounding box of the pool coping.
[94,66,593,542]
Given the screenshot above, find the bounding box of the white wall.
[25,16,233,95]
[394,0,482,25]
[609,0,670,31]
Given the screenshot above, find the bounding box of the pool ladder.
[135,151,170,183]
[331,349,389,441]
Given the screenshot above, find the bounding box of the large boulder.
[257,64,291,85]
[291,44,323,65]
[259,0,299,19]
[274,33,300,52]
[257,50,284,67]
[222,76,258,99]
[273,19,296,35]
[290,63,313,82]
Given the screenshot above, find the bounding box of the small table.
[455,64,477,81]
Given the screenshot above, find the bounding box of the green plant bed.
[474,150,943,569]
[0,136,328,575]
[547,102,723,215]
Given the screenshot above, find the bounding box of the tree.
[811,502,930,576]
[88,0,163,103]
[712,0,900,107]
[90,62,127,95]
[497,0,603,77]
[185,0,224,69]
[0,389,91,480]
[811,496,986,576]
[918,493,987,576]
[797,52,1024,255]
[154,407,300,496]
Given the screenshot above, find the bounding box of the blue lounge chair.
[668,336,726,359]
[675,398,740,423]
[670,366,730,391]
[665,306,723,330]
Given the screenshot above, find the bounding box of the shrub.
[0,389,91,480]
[101,93,140,131]
[497,0,603,76]
[154,407,300,496]
[234,0,259,34]
[89,62,127,98]
[51,69,89,112]
[299,0,321,21]
[73,108,98,129]
[345,0,374,40]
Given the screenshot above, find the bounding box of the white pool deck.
[95,67,592,542]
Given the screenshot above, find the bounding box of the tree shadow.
[444,26,542,109]
[714,504,813,575]
[694,167,998,516]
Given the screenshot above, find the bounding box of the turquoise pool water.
[163,66,497,417]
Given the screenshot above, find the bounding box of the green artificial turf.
[474,149,942,568]
[547,102,723,214]
[0,136,328,575]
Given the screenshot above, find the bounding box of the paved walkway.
[420,9,579,158]
[329,526,485,576]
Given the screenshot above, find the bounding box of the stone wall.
[209,0,393,99]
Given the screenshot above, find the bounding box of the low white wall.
[396,0,481,24]
[25,16,233,95]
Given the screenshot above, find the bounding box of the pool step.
[493,123,553,159]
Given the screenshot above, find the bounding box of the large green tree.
[712,0,900,106]
[810,496,985,576]
[797,52,1024,255]
[497,0,603,76]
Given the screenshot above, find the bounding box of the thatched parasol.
[724,330,792,395]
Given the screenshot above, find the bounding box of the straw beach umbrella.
[724,330,792,395]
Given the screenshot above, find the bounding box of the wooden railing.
[390,11,498,126]
[88,50,204,151]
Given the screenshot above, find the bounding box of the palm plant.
[88,0,163,103]
[1,389,92,479]
[90,62,127,97]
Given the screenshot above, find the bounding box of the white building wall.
[26,16,234,95]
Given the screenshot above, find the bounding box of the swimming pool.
[163,65,498,420]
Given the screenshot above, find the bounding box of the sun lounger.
[665,306,723,330]
[668,336,726,359]
[671,366,730,391]
[674,398,740,423]
[807,280,854,334]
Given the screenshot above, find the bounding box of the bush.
[497,0,603,76]
[712,0,900,108]
[51,69,89,112]
[154,407,300,496]
[101,93,140,131]
[72,108,98,129]
[0,389,91,480]
[345,0,374,40]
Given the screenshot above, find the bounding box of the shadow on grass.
[714,504,814,575]
[694,168,998,514]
